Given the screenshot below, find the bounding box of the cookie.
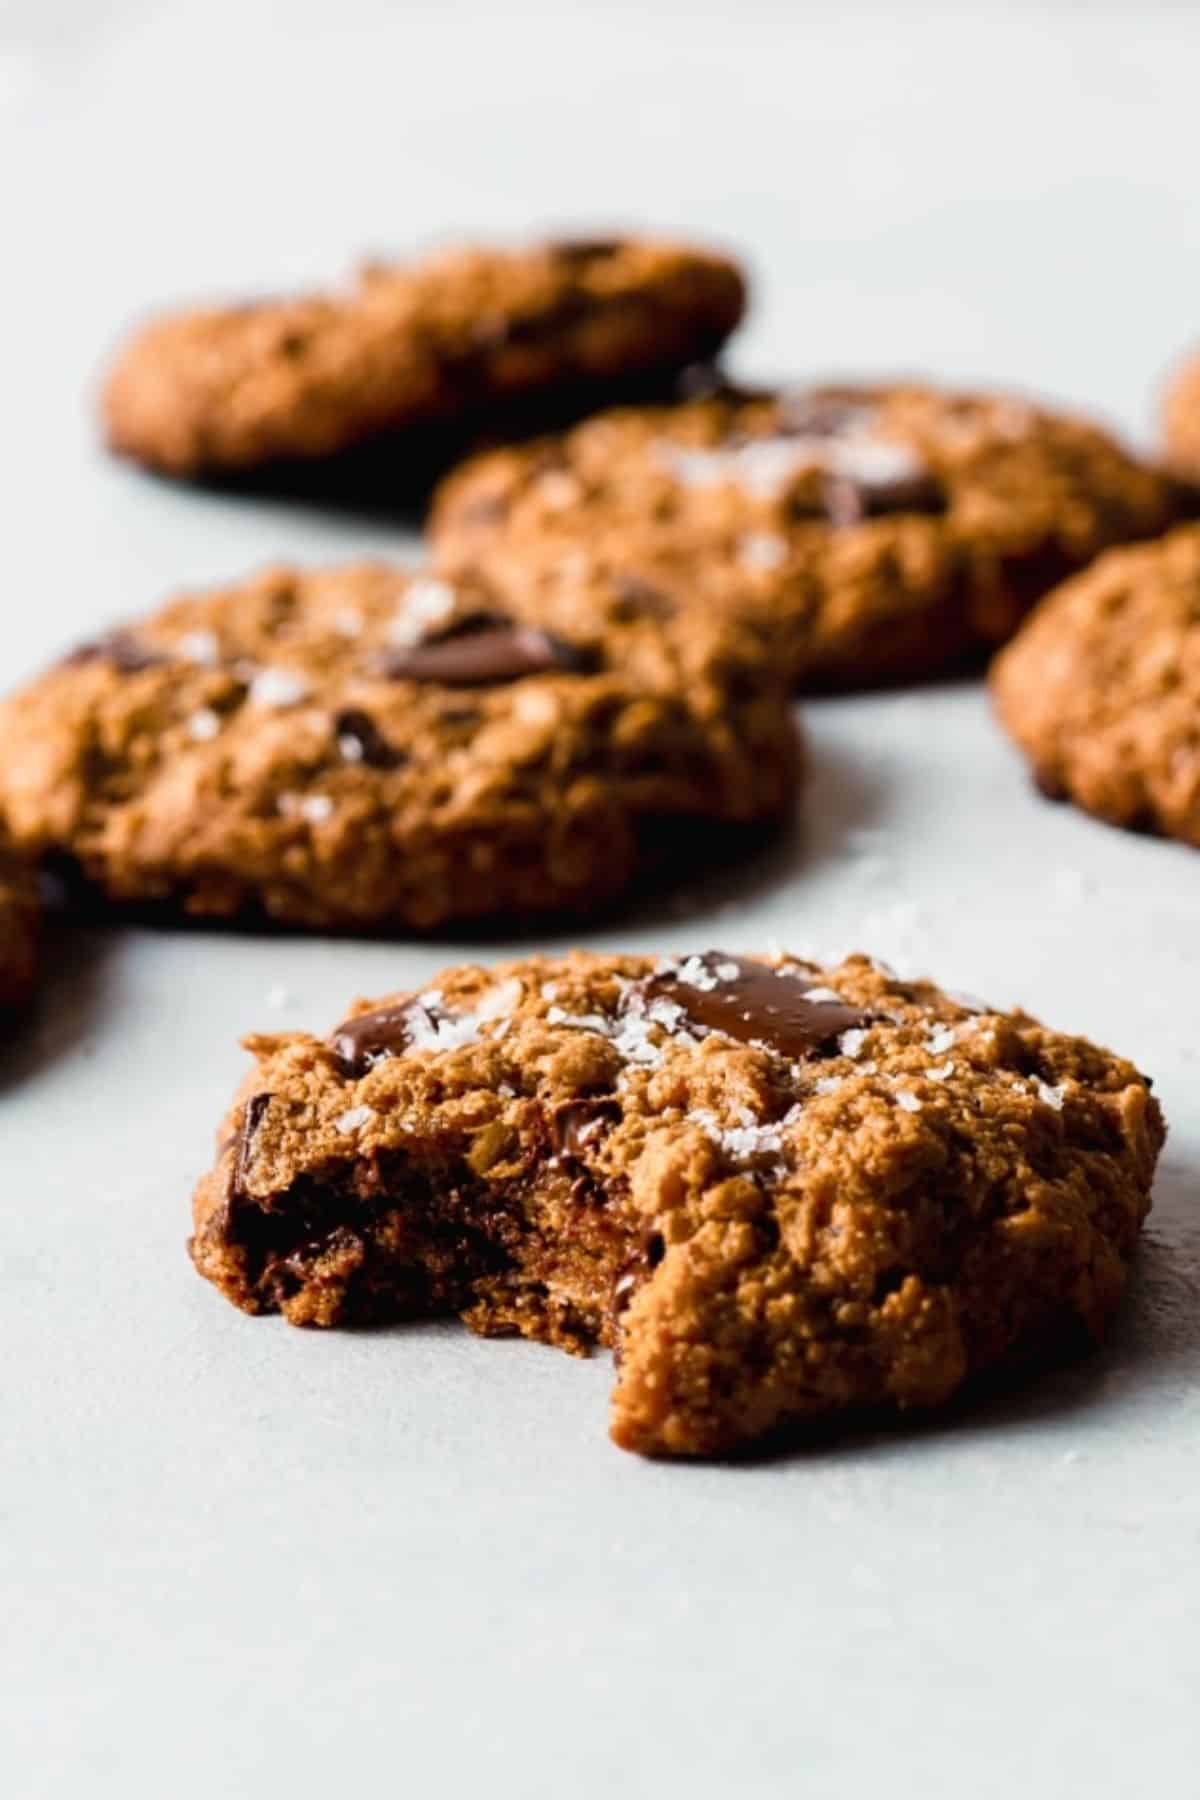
[992,524,1200,845]
[1162,350,1200,484]
[0,848,39,1014]
[0,562,796,931]
[430,382,1175,689]
[101,235,746,480]
[190,948,1163,1458]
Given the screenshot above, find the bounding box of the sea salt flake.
[895,1089,923,1113]
[546,1005,613,1035]
[278,792,334,824]
[186,708,221,742]
[925,1026,958,1055]
[926,1061,955,1082]
[388,577,457,646]
[476,976,522,1022]
[814,1075,843,1095]
[1036,1081,1066,1111]
[693,1110,785,1160]
[540,981,560,1001]
[337,734,365,763]
[405,1001,482,1053]
[178,629,220,665]
[249,666,309,707]
[335,1105,375,1134]
[737,532,787,570]
[839,1027,869,1058]
[802,986,846,1005]
[672,954,721,992]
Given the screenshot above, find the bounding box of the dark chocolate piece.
[648,953,871,1058]
[333,709,405,770]
[375,615,597,686]
[329,1003,416,1077]
[610,573,677,620]
[551,1097,622,1162]
[232,1092,272,1197]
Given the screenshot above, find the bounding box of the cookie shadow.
[0,924,114,1091]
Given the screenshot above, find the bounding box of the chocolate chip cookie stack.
[1,227,1186,1456]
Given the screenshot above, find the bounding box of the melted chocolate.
[333,708,405,770]
[329,1003,415,1077]
[231,1092,272,1198]
[550,1097,621,1162]
[820,468,944,526]
[648,953,871,1058]
[375,613,597,686]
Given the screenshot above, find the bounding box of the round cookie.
[101,235,746,480]
[0,847,39,1014]
[430,382,1175,689]
[190,948,1164,1458]
[992,523,1200,845]
[0,563,797,932]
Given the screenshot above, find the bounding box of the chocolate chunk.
[333,709,405,770]
[610,573,677,621]
[231,1092,272,1198]
[550,1097,621,1162]
[648,953,871,1058]
[375,614,598,686]
[62,630,167,674]
[329,1003,415,1077]
[552,237,623,264]
[821,468,944,526]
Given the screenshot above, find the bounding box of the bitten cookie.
[0,847,39,1015]
[190,949,1163,1458]
[430,382,1175,689]
[101,235,746,479]
[0,563,796,931]
[992,524,1200,846]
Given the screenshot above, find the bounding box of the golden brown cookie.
[1162,350,1200,484]
[0,846,39,1014]
[992,523,1200,845]
[190,948,1164,1458]
[430,382,1175,689]
[101,235,746,479]
[0,562,796,931]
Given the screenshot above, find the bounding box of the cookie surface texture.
[992,524,1200,845]
[431,383,1175,688]
[102,236,746,478]
[0,563,797,930]
[190,949,1163,1457]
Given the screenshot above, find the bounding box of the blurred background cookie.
[431,381,1175,689]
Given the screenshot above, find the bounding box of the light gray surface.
[3,3,1199,1794]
